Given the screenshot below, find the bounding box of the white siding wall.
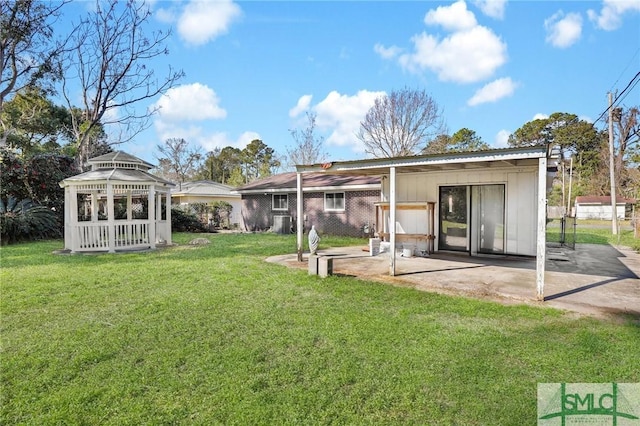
[576,204,625,220]
[382,166,538,256]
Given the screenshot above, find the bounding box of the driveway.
[267,243,640,319]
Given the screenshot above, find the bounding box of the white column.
[107,183,115,253]
[91,191,98,222]
[127,191,133,221]
[165,191,172,245]
[156,191,162,243]
[296,172,304,262]
[148,186,156,249]
[536,156,547,300]
[64,186,72,251]
[389,167,396,276]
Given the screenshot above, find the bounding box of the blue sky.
[60,1,640,168]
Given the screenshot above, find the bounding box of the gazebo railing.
[74,220,151,251]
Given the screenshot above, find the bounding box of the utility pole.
[608,92,618,235]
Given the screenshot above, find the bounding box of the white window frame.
[272,194,288,211]
[324,192,345,211]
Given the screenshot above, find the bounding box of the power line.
[593,70,640,125]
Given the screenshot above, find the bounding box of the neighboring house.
[234,172,381,236]
[575,196,636,220]
[172,180,242,227]
[297,146,559,299]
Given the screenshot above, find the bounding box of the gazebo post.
[69,185,79,253]
[107,182,116,253]
[156,191,162,243]
[149,185,156,249]
[165,192,172,245]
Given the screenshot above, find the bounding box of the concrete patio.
[267,243,640,319]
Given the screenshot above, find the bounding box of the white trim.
[235,184,379,195]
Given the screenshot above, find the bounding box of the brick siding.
[241,190,379,237]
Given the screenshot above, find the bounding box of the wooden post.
[389,167,396,276]
[148,185,156,249]
[296,172,304,262]
[107,183,115,253]
[536,156,547,300]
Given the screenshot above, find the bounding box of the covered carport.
[295,146,559,300]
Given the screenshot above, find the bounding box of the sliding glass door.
[439,186,468,251]
[472,184,505,254]
[439,184,505,254]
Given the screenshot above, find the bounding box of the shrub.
[0,198,61,245]
[171,206,207,232]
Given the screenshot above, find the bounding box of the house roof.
[575,196,637,204]
[172,180,239,197]
[234,172,380,194]
[296,146,552,176]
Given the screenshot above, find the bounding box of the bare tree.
[286,111,327,169]
[357,87,445,158]
[0,0,70,146]
[155,138,202,189]
[62,0,184,168]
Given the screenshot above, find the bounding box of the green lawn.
[1,234,638,425]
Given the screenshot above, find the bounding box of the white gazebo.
[59,151,175,253]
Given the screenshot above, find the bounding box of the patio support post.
[296,172,304,262]
[107,183,116,253]
[149,185,156,249]
[390,166,396,276]
[536,156,547,300]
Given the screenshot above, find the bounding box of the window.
[325,192,345,211]
[272,194,288,211]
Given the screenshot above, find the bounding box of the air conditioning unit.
[273,215,291,234]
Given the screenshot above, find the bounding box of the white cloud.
[425,0,477,31]
[177,0,242,46]
[545,11,582,48]
[473,0,507,20]
[384,1,507,84]
[588,0,640,31]
[306,90,386,152]
[494,129,510,148]
[289,95,313,118]
[533,113,549,120]
[374,43,402,60]
[399,25,507,83]
[467,77,517,106]
[154,83,227,122]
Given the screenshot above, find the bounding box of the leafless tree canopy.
[0,0,69,145]
[155,138,203,189]
[357,87,445,158]
[63,0,184,167]
[286,111,327,169]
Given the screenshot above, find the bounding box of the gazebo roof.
[59,151,175,188]
[88,151,155,171]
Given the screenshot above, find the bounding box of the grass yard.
[547,219,640,250]
[1,233,638,425]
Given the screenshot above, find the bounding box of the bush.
[171,207,207,232]
[0,198,61,245]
